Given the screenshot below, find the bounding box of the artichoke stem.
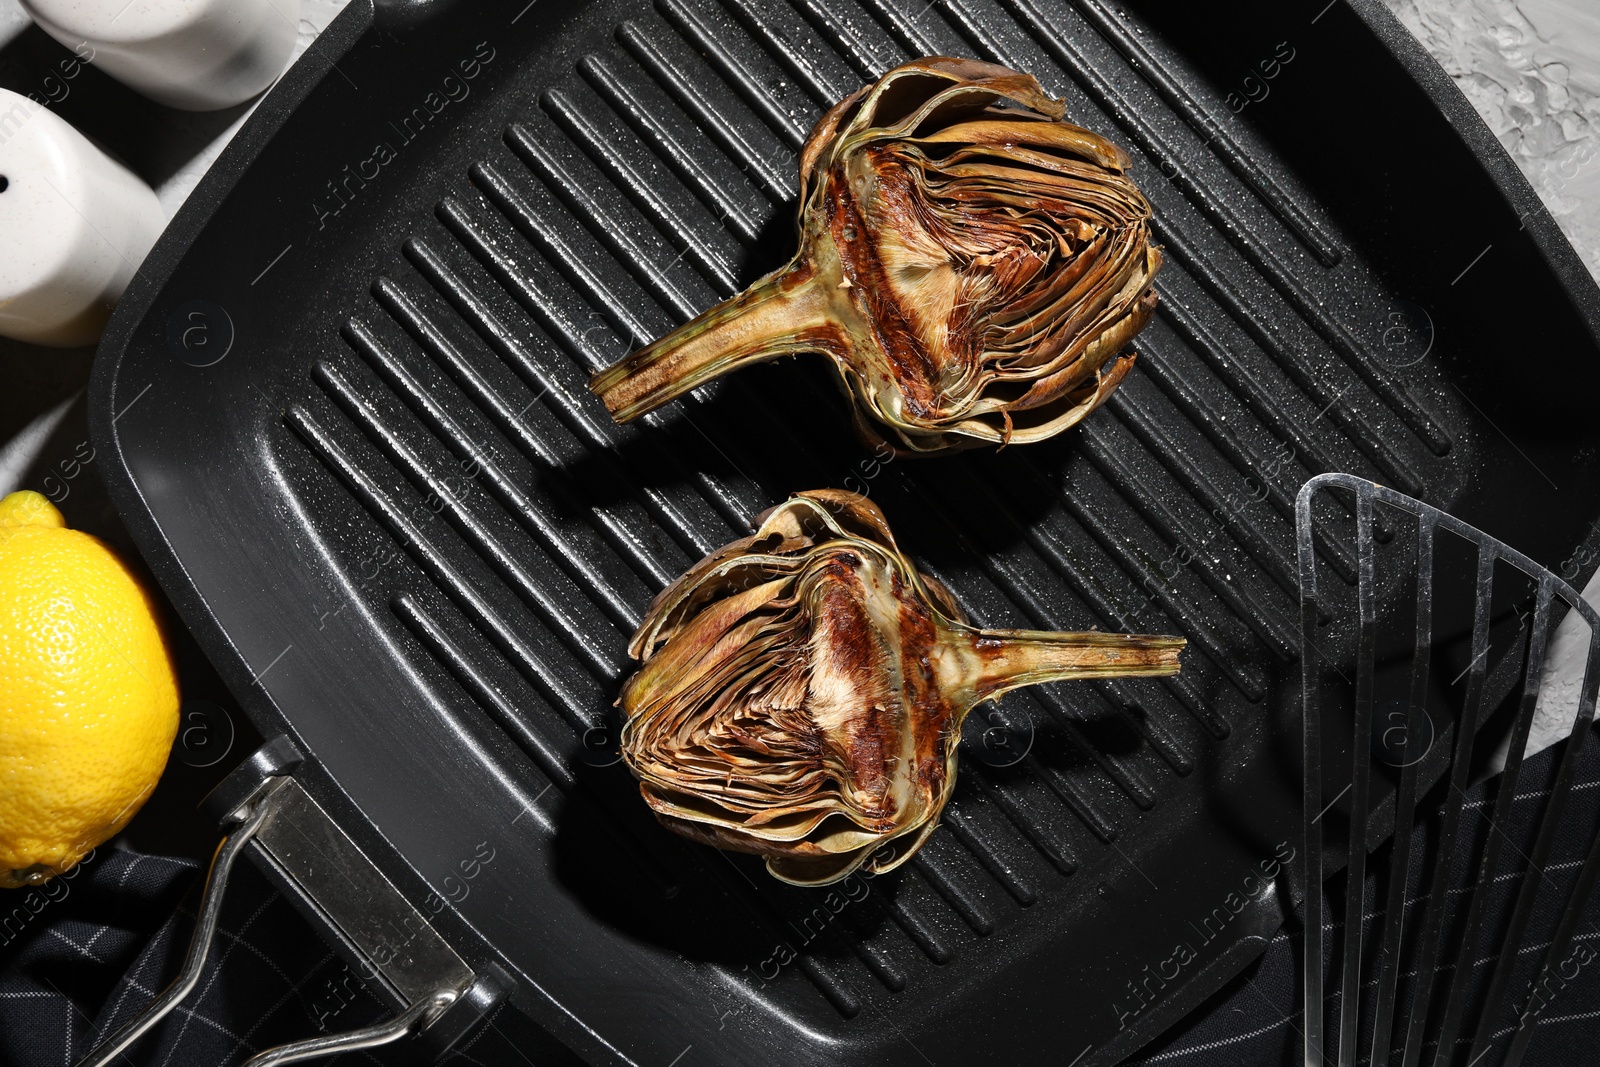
[963,628,1184,702]
[591,266,838,423]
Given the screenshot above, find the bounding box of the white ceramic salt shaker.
[0,90,166,347]
[20,0,301,112]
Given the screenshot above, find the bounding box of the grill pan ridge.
[89,0,1600,1064]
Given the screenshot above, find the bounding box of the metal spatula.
[1298,471,1600,1067]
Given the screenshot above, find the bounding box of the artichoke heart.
[618,490,1183,886]
[591,56,1162,454]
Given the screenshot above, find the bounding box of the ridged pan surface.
[90,0,1600,1063]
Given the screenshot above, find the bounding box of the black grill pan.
[89,0,1600,1063]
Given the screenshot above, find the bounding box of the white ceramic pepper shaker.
[0,90,165,347]
[20,0,301,112]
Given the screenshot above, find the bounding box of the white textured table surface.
[1386,0,1600,280]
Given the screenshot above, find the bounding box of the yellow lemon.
[0,490,178,888]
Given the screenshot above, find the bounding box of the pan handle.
[74,776,290,1067]
[241,988,459,1066]
[74,739,512,1067]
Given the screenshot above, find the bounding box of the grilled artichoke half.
[618,490,1183,886]
[591,56,1162,455]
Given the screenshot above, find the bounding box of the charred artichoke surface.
[591,57,1162,454]
[618,490,1183,886]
